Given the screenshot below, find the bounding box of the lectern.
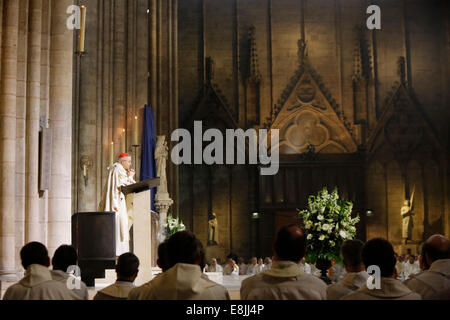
[121,178,160,286]
[72,178,160,287]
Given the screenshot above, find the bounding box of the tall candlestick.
[133,116,138,146]
[110,141,114,165]
[78,6,87,52]
[122,129,126,153]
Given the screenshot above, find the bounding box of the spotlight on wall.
[251,212,260,219]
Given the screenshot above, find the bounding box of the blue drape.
[140,105,157,211]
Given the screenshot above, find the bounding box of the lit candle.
[83,164,87,177]
[110,141,114,165]
[133,116,138,146]
[122,129,126,153]
[78,5,87,52]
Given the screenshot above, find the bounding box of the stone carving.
[286,112,328,148]
[155,136,169,194]
[208,213,219,246]
[154,135,173,242]
[296,78,316,103]
[401,186,415,243]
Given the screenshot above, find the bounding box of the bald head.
[422,234,449,267]
[273,224,306,263]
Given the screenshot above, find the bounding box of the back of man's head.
[362,238,396,278]
[157,240,169,272]
[166,231,203,269]
[341,239,365,270]
[20,242,50,270]
[116,253,140,279]
[273,224,306,263]
[422,234,450,265]
[52,245,78,272]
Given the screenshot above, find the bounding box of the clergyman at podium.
[98,153,136,256]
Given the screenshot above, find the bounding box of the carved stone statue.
[208,213,219,246]
[401,186,415,244]
[154,135,173,243]
[155,136,169,194]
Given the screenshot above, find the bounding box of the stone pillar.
[25,0,43,243]
[15,0,29,270]
[48,0,73,256]
[0,0,19,275]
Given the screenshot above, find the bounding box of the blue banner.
[140,105,157,211]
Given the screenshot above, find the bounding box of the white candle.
[83,164,87,177]
[110,141,114,165]
[122,129,126,153]
[134,116,139,146]
[78,6,87,52]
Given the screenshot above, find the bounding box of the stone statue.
[155,136,169,194]
[154,135,173,243]
[208,213,218,246]
[401,186,415,244]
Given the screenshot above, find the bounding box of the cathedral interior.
[0,0,449,275]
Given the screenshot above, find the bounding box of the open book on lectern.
[121,178,160,195]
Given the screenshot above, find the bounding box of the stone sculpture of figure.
[208,213,218,246]
[155,136,169,194]
[401,187,415,244]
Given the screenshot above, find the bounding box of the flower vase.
[316,258,332,285]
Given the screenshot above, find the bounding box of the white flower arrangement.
[298,187,360,264]
[163,213,186,238]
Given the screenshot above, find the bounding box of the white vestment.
[50,270,89,300]
[246,263,258,275]
[3,264,81,300]
[98,162,136,256]
[403,261,421,280]
[240,261,328,300]
[298,262,312,274]
[238,263,248,275]
[341,277,421,300]
[206,264,223,273]
[128,263,230,300]
[94,281,136,300]
[223,264,239,275]
[326,271,369,300]
[406,259,450,300]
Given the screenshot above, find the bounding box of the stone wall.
[177,0,449,257]
[0,0,73,280]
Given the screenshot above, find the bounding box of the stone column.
[48,0,73,256]
[25,0,43,243]
[0,0,19,275]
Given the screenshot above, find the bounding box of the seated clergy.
[128,231,230,300]
[238,257,248,275]
[342,238,421,300]
[241,225,327,300]
[403,254,421,280]
[246,257,258,275]
[206,258,223,273]
[51,245,88,300]
[256,258,265,274]
[3,242,80,300]
[298,257,312,274]
[223,259,239,275]
[94,253,139,300]
[406,234,450,299]
[327,240,369,300]
[264,257,272,271]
